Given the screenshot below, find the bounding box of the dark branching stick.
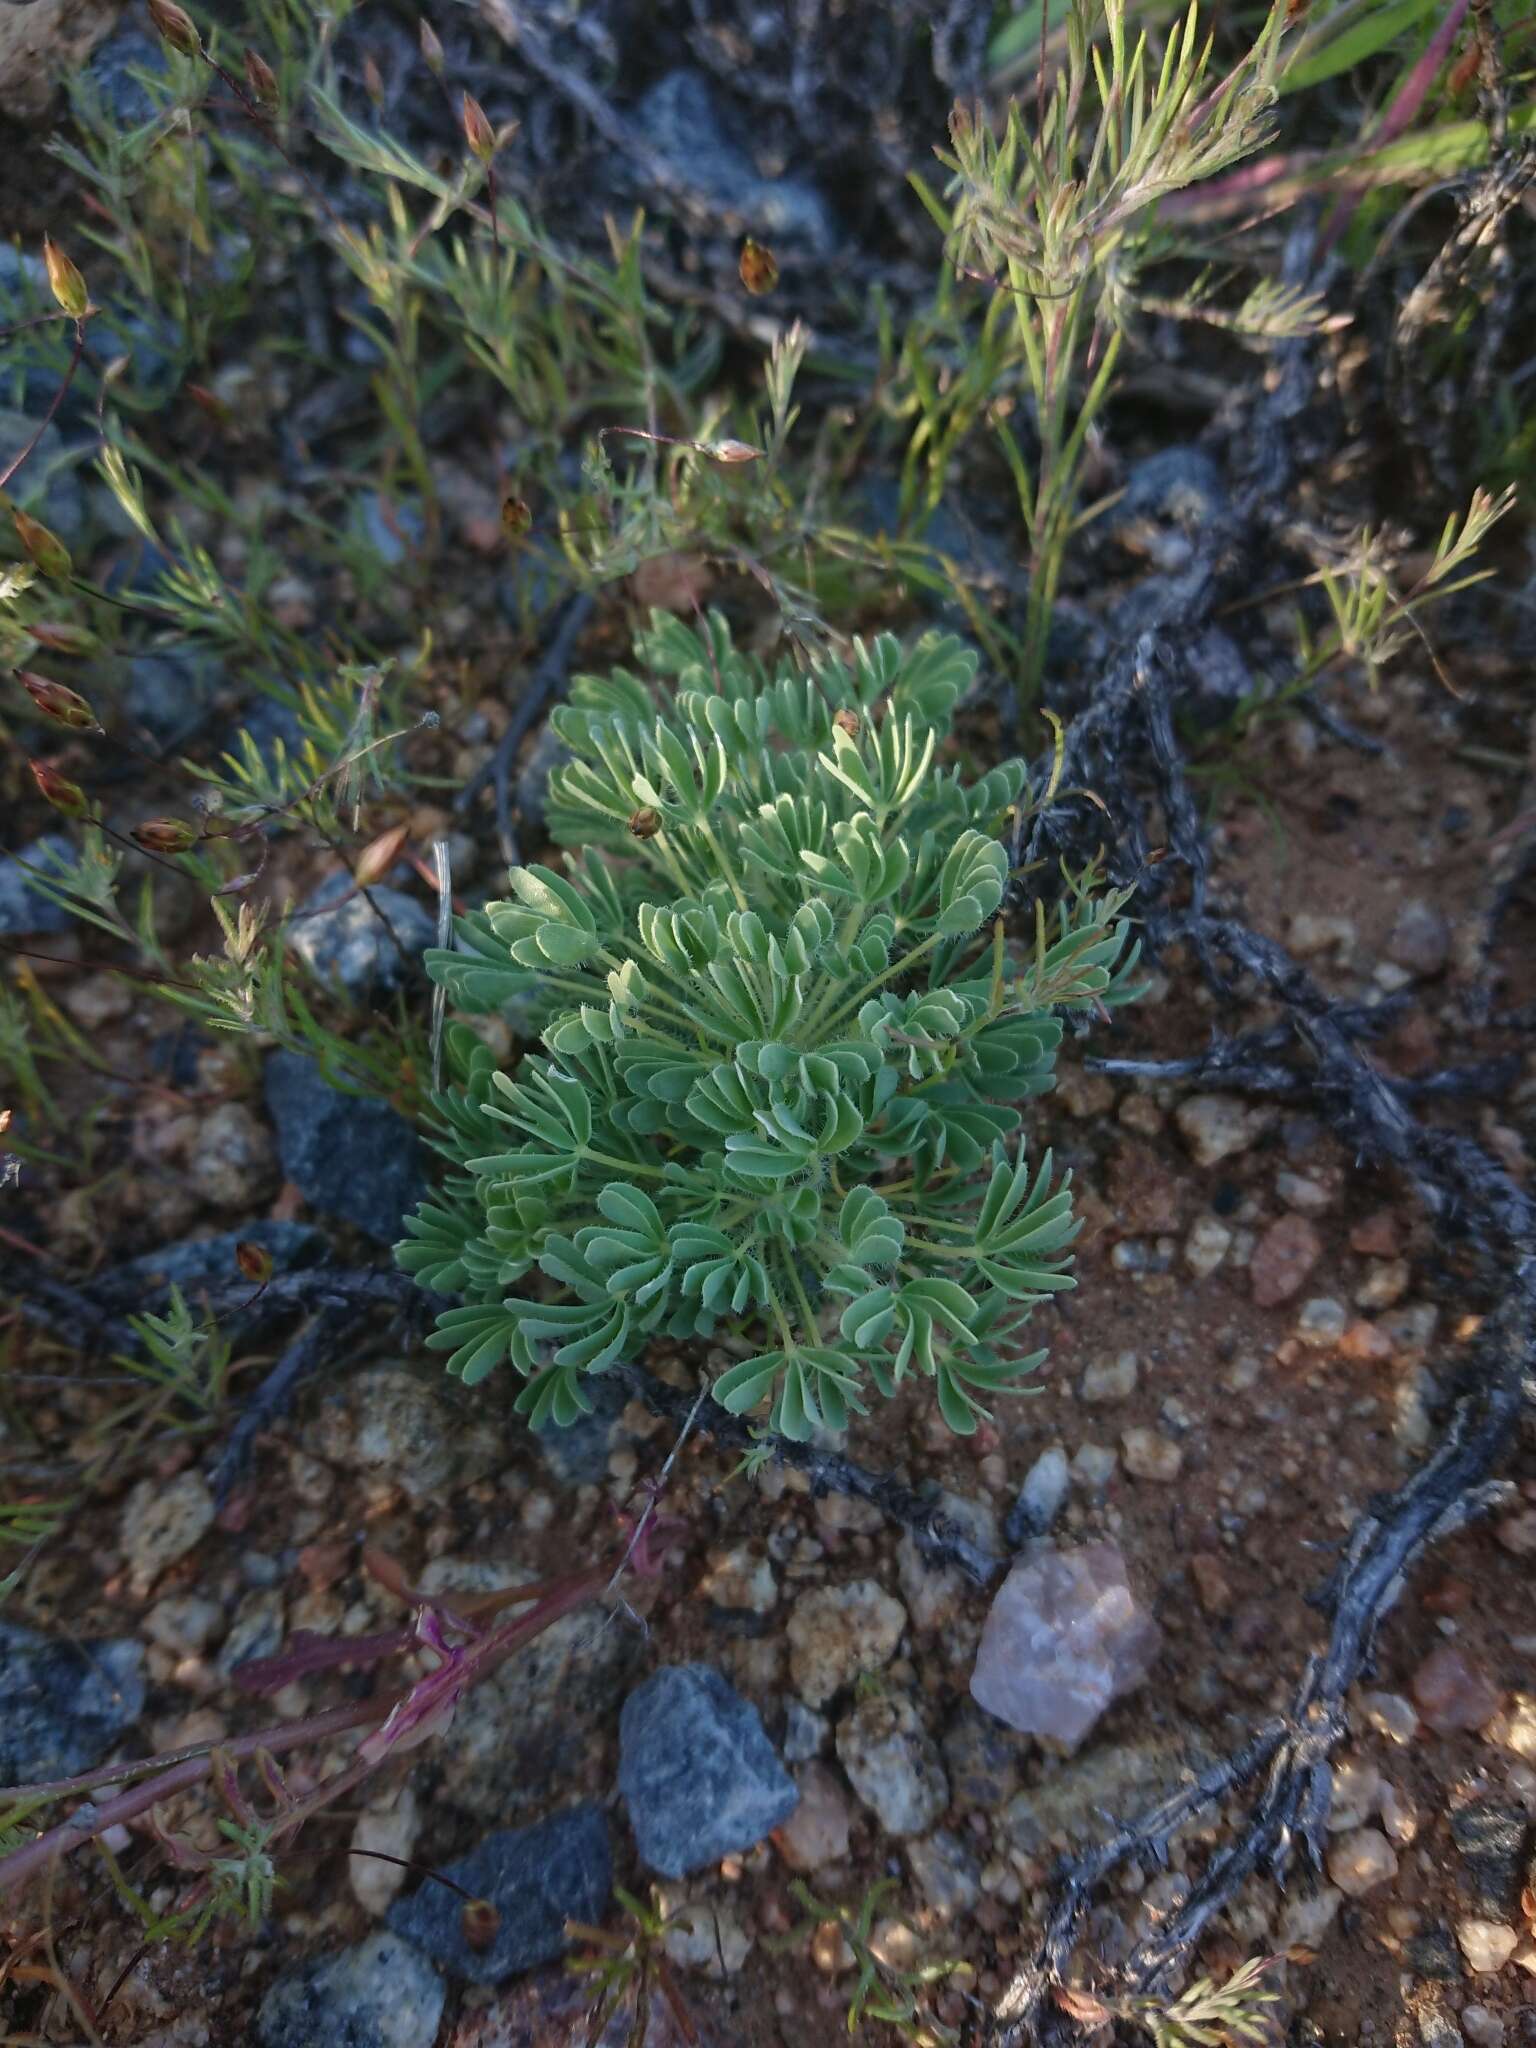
[455,592,594,866]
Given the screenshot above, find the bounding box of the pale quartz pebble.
[1120,1427,1183,1482]
[869,1919,923,1971]
[970,1541,1159,1748]
[1277,1885,1342,1950]
[772,1763,851,1872]
[1327,1758,1381,1832]
[1461,2005,1505,2047]
[1362,1690,1419,1746]
[787,1579,906,1708]
[1377,1779,1418,1845]
[1513,1936,1536,1975]
[1483,1692,1536,1762]
[657,1890,753,1977]
[1326,1827,1398,1898]
[698,1546,778,1616]
[835,1694,947,1837]
[1457,1918,1519,1974]
[1081,1352,1139,1403]
[1184,1217,1232,1278]
[348,1787,419,1917]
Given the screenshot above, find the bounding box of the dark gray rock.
[1004,1446,1070,1545]
[263,1053,426,1244]
[82,26,172,127]
[532,1371,628,1483]
[1387,898,1452,980]
[0,1620,146,1781]
[633,71,835,249]
[1403,1924,1463,1982]
[257,1930,444,2048]
[618,1662,797,1878]
[387,1806,611,1983]
[0,405,85,544]
[121,649,222,752]
[1117,446,1226,533]
[99,306,186,408]
[513,724,571,837]
[1449,1795,1530,1917]
[285,871,435,999]
[237,693,309,775]
[0,834,76,936]
[91,1221,326,1308]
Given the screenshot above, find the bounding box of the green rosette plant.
[398,611,1141,1439]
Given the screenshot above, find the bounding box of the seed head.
[461,1899,500,1951]
[500,495,532,540]
[131,816,199,853]
[41,238,89,321]
[18,671,98,731]
[462,91,495,163]
[243,48,278,110]
[146,0,201,56]
[29,622,98,655]
[627,806,663,840]
[235,1239,274,1285]
[704,438,763,466]
[833,707,861,739]
[29,760,89,818]
[738,238,779,295]
[12,509,72,580]
[354,821,411,887]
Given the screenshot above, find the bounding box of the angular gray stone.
[0,834,75,936]
[1449,1797,1530,1918]
[121,650,222,752]
[264,1052,426,1244]
[0,405,84,544]
[387,1806,610,1983]
[257,1930,443,2048]
[633,71,835,249]
[1005,1447,1071,1545]
[0,1620,146,1781]
[835,1692,948,1837]
[970,1541,1161,1748]
[619,1663,797,1878]
[286,871,435,998]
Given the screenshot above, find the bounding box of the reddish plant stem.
[0,322,87,495]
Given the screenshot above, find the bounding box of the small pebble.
[1082,1351,1139,1403]
[1457,1918,1519,1974]
[1327,1826,1398,1897]
[1120,1428,1183,1483]
[1413,1645,1502,1734]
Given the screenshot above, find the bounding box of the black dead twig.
[454,592,593,866]
[612,1361,1003,1585]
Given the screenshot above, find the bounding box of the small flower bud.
[29,621,98,656]
[704,438,763,465]
[243,48,278,109]
[17,671,98,731]
[738,238,779,295]
[12,509,72,580]
[187,382,235,429]
[500,495,532,540]
[41,237,89,321]
[362,53,386,106]
[147,0,201,56]
[419,18,445,74]
[461,91,495,163]
[131,816,199,853]
[833,707,861,739]
[29,760,89,818]
[235,1239,274,1285]
[354,821,410,887]
[627,806,663,839]
[461,1899,500,1951]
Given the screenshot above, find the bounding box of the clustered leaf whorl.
[398,612,1140,1440]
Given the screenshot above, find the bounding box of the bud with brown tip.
[243,48,278,110]
[147,0,201,56]
[354,821,410,887]
[18,671,98,731]
[704,439,763,466]
[235,1239,274,1285]
[12,509,72,580]
[738,239,779,296]
[131,817,199,853]
[29,760,89,818]
[500,495,532,541]
[419,18,445,74]
[832,707,861,739]
[29,622,98,656]
[462,91,495,163]
[42,238,89,321]
[627,807,663,840]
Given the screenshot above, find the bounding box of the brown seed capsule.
[704,438,763,466]
[18,671,97,731]
[147,0,201,56]
[12,509,72,580]
[832,707,861,739]
[187,382,235,429]
[354,821,411,887]
[362,53,386,105]
[627,807,663,840]
[461,1898,500,1951]
[419,18,445,74]
[29,622,98,656]
[738,238,779,295]
[235,1239,274,1285]
[41,237,88,321]
[462,91,495,163]
[131,816,199,853]
[500,495,532,540]
[243,48,278,110]
[29,760,89,818]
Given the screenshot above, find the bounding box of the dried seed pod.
[627,806,663,840]
[354,821,410,887]
[131,816,199,853]
[832,708,861,739]
[30,621,99,656]
[41,237,88,320]
[243,48,278,110]
[461,1898,500,1951]
[362,53,386,106]
[461,91,495,163]
[147,0,201,56]
[18,671,98,731]
[738,238,779,295]
[704,438,763,466]
[12,509,72,580]
[235,1239,274,1285]
[29,760,89,817]
[500,495,532,540]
